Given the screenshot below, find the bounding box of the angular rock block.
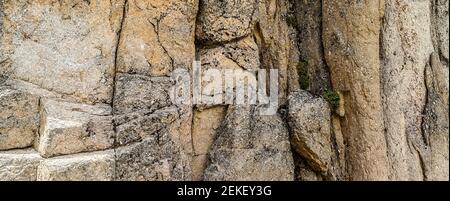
[37,99,114,158]
[37,150,115,181]
[1,0,126,104]
[116,0,198,77]
[196,0,259,43]
[287,90,332,173]
[0,149,43,181]
[0,88,39,150]
[204,106,294,181]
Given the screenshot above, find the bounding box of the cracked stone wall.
[0,0,448,181]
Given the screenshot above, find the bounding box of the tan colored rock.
[381,0,434,181]
[191,154,209,181]
[116,0,198,77]
[256,0,299,102]
[287,90,331,174]
[112,72,193,181]
[422,53,449,181]
[433,0,449,61]
[196,0,259,43]
[323,0,389,180]
[199,36,260,71]
[113,73,193,181]
[0,88,39,150]
[37,99,114,158]
[115,135,191,181]
[293,153,323,181]
[197,36,259,108]
[204,106,294,181]
[192,107,227,156]
[0,149,42,181]
[113,73,173,115]
[114,107,180,146]
[191,106,227,180]
[37,150,114,181]
[1,0,126,104]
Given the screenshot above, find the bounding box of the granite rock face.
[203,106,295,181]
[1,0,125,104]
[0,88,39,150]
[196,0,259,44]
[0,0,448,181]
[0,149,42,181]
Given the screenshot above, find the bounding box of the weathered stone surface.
[1,0,125,104]
[37,150,114,181]
[196,0,259,43]
[381,0,434,181]
[116,0,198,77]
[204,106,294,181]
[113,73,173,115]
[0,88,39,150]
[422,53,449,181]
[114,107,178,146]
[323,0,389,180]
[199,36,260,71]
[293,152,323,181]
[113,72,194,181]
[0,149,42,181]
[0,0,448,182]
[37,99,114,158]
[433,0,449,61]
[256,0,299,102]
[115,134,191,181]
[287,90,331,174]
[197,36,259,108]
[113,74,192,181]
[191,106,227,180]
[292,0,330,95]
[192,107,227,156]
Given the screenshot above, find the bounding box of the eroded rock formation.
[0,0,448,181]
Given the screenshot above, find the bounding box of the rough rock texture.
[291,0,330,95]
[256,0,300,102]
[381,0,434,181]
[0,0,448,181]
[37,150,114,181]
[191,106,226,181]
[196,0,258,44]
[37,99,114,158]
[112,0,197,181]
[115,133,190,181]
[287,90,331,174]
[1,0,125,104]
[204,106,294,181]
[0,149,42,181]
[0,88,39,150]
[116,0,198,77]
[422,53,449,181]
[323,0,390,181]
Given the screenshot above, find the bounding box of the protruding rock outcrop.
[287,90,332,174]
